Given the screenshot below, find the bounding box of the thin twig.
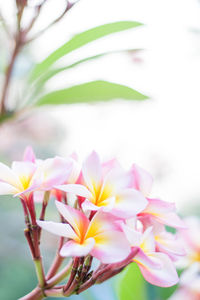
[24,1,45,34]
[0,38,21,114]
[26,1,77,43]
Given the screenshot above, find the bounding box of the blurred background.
[0,0,200,299]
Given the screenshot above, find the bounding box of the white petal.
[37,220,77,239]
[82,151,102,193]
[112,188,148,218]
[0,162,20,188]
[56,184,92,199]
[0,182,18,195]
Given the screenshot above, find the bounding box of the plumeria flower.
[56,151,148,218]
[129,164,185,228]
[0,146,74,200]
[121,222,179,287]
[52,152,81,203]
[23,146,80,191]
[138,199,186,229]
[0,159,39,199]
[37,201,131,263]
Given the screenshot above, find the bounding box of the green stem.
[45,288,64,298]
[34,259,46,287]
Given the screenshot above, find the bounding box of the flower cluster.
[0,147,186,299]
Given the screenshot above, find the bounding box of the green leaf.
[36,80,148,106]
[33,49,142,93]
[30,21,142,81]
[116,263,147,300]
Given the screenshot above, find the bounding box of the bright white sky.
[1,0,200,212]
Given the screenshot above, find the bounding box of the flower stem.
[34,258,46,288]
[19,287,44,300]
[46,259,72,287]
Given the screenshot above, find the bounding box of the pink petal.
[60,238,95,257]
[56,184,92,199]
[121,223,142,247]
[37,220,77,239]
[23,146,36,163]
[91,230,131,263]
[129,164,153,196]
[135,252,179,287]
[102,158,121,176]
[154,212,186,229]
[0,182,18,195]
[82,197,116,213]
[140,198,186,229]
[112,188,148,218]
[86,211,120,237]
[81,199,100,212]
[55,201,89,238]
[82,151,102,193]
[103,167,131,194]
[67,158,80,184]
[143,198,176,214]
[133,249,162,269]
[36,157,73,190]
[140,227,156,252]
[156,231,186,260]
[179,217,200,251]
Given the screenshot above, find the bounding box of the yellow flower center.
[19,175,31,190]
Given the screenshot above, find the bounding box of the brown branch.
[26,1,78,43]
[0,38,21,114]
[63,257,79,292]
[24,1,46,34]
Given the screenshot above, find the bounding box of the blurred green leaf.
[32,49,142,95]
[36,80,148,106]
[30,21,142,81]
[116,263,147,300]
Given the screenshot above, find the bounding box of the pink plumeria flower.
[37,201,131,263]
[0,147,74,200]
[129,165,185,229]
[34,156,74,191]
[23,146,79,190]
[0,159,39,199]
[122,223,179,287]
[138,199,186,229]
[56,151,147,218]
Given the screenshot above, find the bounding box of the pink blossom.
[56,151,147,218]
[121,222,179,287]
[37,201,131,263]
